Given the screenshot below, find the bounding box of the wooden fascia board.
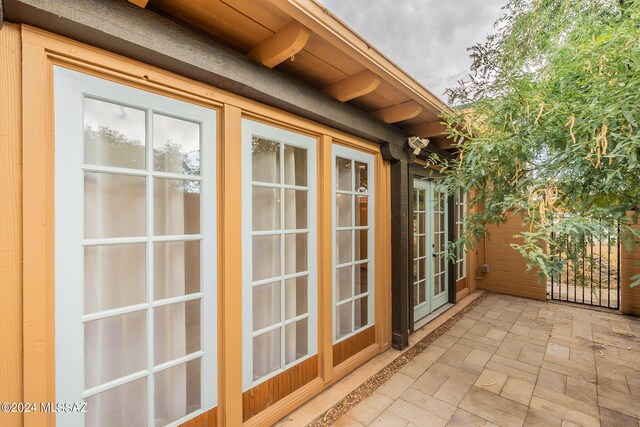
[322,69,381,102]
[266,0,451,116]
[371,101,422,124]
[248,21,310,68]
[127,0,149,7]
[406,121,446,138]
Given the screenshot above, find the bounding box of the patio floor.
[334,294,640,427]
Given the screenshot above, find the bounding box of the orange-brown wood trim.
[1,23,24,427]
[180,406,218,427]
[247,21,310,68]
[220,104,244,426]
[332,326,376,367]
[242,355,319,422]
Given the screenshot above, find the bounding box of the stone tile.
[598,386,640,419]
[332,415,365,427]
[517,349,544,367]
[501,376,534,406]
[546,342,570,359]
[369,409,410,427]
[433,334,458,350]
[377,372,415,400]
[413,369,449,395]
[536,368,567,393]
[401,387,457,421]
[464,348,492,368]
[565,375,597,405]
[529,395,600,427]
[447,325,468,338]
[386,399,448,427]
[446,408,487,427]
[485,328,508,342]
[399,345,447,379]
[433,377,472,407]
[600,407,639,427]
[533,384,599,419]
[523,407,562,427]
[474,368,508,395]
[459,387,528,427]
[347,392,393,425]
[511,324,532,336]
[485,359,538,384]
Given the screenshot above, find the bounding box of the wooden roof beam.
[127,0,149,7]
[248,21,310,68]
[406,120,446,138]
[322,70,381,102]
[370,101,422,124]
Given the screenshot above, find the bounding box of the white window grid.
[54,67,217,427]
[433,189,448,295]
[332,146,375,344]
[455,191,467,280]
[241,120,318,391]
[412,187,428,308]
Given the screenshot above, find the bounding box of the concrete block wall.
[483,213,546,300]
[621,213,640,315]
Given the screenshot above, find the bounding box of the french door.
[412,179,449,324]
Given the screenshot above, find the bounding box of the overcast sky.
[316,0,507,102]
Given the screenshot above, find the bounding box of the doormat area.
[308,292,488,426]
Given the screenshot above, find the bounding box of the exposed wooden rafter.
[370,101,422,124]
[127,0,149,7]
[248,21,310,68]
[322,70,381,102]
[406,120,446,138]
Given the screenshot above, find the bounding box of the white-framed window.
[54,67,217,427]
[241,119,317,391]
[332,145,375,343]
[455,190,467,280]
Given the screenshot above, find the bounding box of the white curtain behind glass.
[252,142,280,378]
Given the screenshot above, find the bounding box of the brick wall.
[621,212,640,315]
[483,213,546,300]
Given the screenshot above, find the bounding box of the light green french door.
[412,179,449,324]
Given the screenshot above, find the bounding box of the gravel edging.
[308,292,488,427]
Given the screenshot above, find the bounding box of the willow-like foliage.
[437,0,640,285]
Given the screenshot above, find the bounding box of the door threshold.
[414,303,454,330]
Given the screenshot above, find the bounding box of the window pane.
[418,236,425,257]
[284,190,307,230]
[253,281,281,331]
[85,311,146,389]
[84,172,146,239]
[336,157,351,191]
[285,318,308,364]
[154,299,201,365]
[252,137,280,183]
[154,240,200,300]
[284,233,307,274]
[252,187,280,231]
[355,263,368,295]
[84,244,146,314]
[155,359,201,425]
[153,178,200,235]
[85,377,146,427]
[284,145,307,187]
[83,98,146,170]
[336,303,352,339]
[153,114,200,175]
[418,189,425,211]
[285,276,308,320]
[355,229,368,261]
[336,194,352,227]
[337,266,352,301]
[355,161,368,193]
[413,260,419,283]
[355,195,368,227]
[253,329,281,381]
[418,213,425,234]
[419,257,426,281]
[354,296,368,330]
[252,235,280,281]
[413,283,418,307]
[337,230,352,264]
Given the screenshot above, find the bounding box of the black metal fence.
[548,224,621,309]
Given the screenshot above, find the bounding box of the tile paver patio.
[335,294,640,427]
